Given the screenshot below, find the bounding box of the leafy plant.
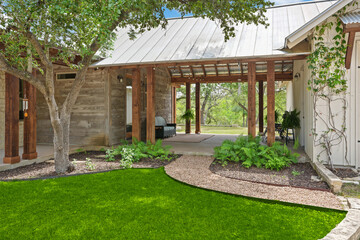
[76,148,87,154]
[85,158,96,171]
[214,136,299,171]
[181,109,195,121]
[292,170,301,177]
[282,109,300,130]
[105,139,173,168]
[293,137,300,150]
[72,159,78,168]
[99,148,106,152]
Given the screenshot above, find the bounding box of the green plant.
[214,136,299,171]
[282,109,300,130]
[99,148,106,152]
[180,109,195,122]
[291,170,301,177]
[105,139,172,168]
[85,158,96,171]
[72,159,78,168]
[76,148,87,154]
[293,137,300,150]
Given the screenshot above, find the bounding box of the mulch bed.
[327,167,359,179]
[0,151,181,181]
[210,161,330,191]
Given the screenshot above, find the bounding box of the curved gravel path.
[165,155,343,210]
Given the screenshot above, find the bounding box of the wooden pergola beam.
[3,73,20,164]
[115,55,308,69]
[172,86,177,124]
[195,83,201,134]
[146,67,155,144]
[248,62,256,137]
[185,82,191,134]
[171,73,293,84]
[267,61,275,146]
[132,68,141,141]
[345,31,355,69]
[258,81,264,134]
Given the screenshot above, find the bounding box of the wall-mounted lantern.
[23,98,29,117]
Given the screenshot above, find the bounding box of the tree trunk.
[52,114,74,173]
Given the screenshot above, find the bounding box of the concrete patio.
[162,134,239,156]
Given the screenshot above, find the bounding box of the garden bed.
[326,167,359,179]
[210,161,330,191]
[0,151,180,180]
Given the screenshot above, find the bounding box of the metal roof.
[93,0,337,67]
[340,11,360,24]
[285,0,352,49]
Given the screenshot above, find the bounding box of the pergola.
[124,54,305,146]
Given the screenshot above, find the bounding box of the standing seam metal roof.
[93,0,337,67]
[340,11,360,24]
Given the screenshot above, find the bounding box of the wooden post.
[146,67,155,144]
[247,62,256,137]
[132,69,141,141]
[258,80,264,134]
[267,61,275,146]
[172,86,177,124]
[22,77,38,160]
[185,82,191,134]
[195,82,201,134]
[3,73,20,164]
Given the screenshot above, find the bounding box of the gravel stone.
[165,155,343,209]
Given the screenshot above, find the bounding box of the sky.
[164,0,313,18]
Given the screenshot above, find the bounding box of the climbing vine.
[306,5,355,168]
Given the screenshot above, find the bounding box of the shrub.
[105,139,172,168]
[214,136,299,171]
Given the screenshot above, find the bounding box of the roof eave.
[285,0,353,49]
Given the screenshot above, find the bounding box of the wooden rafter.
[189,65,195,78]
[201,65,207,77]
[215,64,219,76]
[171,73,293,84]
[178,66,183,78]
[227,64,231,76]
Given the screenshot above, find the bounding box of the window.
[57,73,76,80]
[19,79,24,120]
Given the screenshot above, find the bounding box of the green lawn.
[0,168,345,239]
[177,125,256,135]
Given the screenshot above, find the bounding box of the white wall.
[296,15,360,168]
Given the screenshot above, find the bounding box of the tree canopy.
[0,0,274,173]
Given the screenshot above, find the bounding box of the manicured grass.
[177,125,257,135]
[0,168,345,239]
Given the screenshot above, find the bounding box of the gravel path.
[165,155,343,210]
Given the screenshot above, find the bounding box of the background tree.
[0,0,273,173]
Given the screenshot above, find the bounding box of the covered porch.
[124,55,302,146]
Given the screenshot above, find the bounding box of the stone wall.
[37,66,108,146]
[0,66,172,149]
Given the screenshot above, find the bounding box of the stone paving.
[165,155,343,209]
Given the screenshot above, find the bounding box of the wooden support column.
[247,62,256,137]
[172,86,177,123]
[267,61,275,146]
[3,73,20,164]
[345,31,355,69]
[146,67,155,144]
[195,82,201,134]
[258,80,264,133]
[22,75,38,160]
[185,82,191,134]
[132,69,141,141]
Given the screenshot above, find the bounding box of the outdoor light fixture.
[117,75,123,83]
[23,98,29,118]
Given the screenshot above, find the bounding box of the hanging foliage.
[306,4,356,168]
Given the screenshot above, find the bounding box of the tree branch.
[62,12,128,116]
[0,53,46,94]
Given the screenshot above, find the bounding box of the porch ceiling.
[169,60,294,84]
